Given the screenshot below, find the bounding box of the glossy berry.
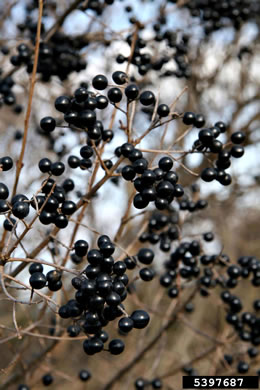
[158,156,173,172]
[42,374,53,386]
[152,378,162,389]
[122,165,136,181]
[237,361,249,374]
[74,240,89,256]
[3,217,16,231]
[92,74,108,90]
[55,214,68,229]
[29,272,46,289]
[231,145,244,158]
[195,114,205,128]
[118,317,134,333]
[157,104,169,117]
[137,248,154,265]
[109,338,125,355]
[107,88,122,103]
[135,378,148,389]
[12,201,30,219]
[168,285,179,298]
[183,111,195,125]
[112,71,127,85]
[38,158,51,173]
[131,310,150,329]
[50,162,65,176]
[80,145,93,159]
[0,182,9,200]
[199,128,214,146]
[231,131,245,144]
[61,200,76,215]
[79,369,91,381]
[125,84,139,100]
[215,121,226,133]
[139,267,155,281]
[17,385,30,390]
[29,263,44,275]
[68,155,80,168]
[0,156,13,171]
[83,337,104,355]
[55,95,71,113]
[40,116,56,133]
[201,167,217,182]
[139,90,155,106]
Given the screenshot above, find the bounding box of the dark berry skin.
[201,167,217,182]
[237,361,249,374]
[125,84,139,100]
[231,145,244,158]
[61,200,76,215]
[183,111,195,125]
[42,374,53,386]
[135,378,148,390]
[79,369,91,381]
[68,155,80,168]
[112,70,127,85]
[83,337,104,355]
[139,90,155,106]
[29,272,46,289]
[55,214,68,229]
[17,385,30,390]
[118,317,134,332]
[0,156,13,171]
[0,182,9,200]
[215,121,226,133]
[12,201,30,219]
[74,239,89,256]
[108,338,125,355]
[92,74,108,90]
[3,217,16,231]
[139,267,155,281]
[55,95,71,113]
[50,162,65,176]
[137,248,154,265]
[158,156,173,172]
[29,263,44,275]
[152,378,162,389]
[157,104,169,117]
[121,142,134,157]
[38,158,51,173]
[122,165,136,181]
[231,131,245,144]
[40,116,56,132]
[195,114,205,128]
[107,87,123,103]
[131,310,150,329]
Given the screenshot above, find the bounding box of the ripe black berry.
[108,338,125,354]
[0,182,9,200]
[29,272,46,289]
[40,116,56,133]
[183,111,195,125]
[107,87,122,103]
[12,201,30,219]
[42,373,53,386]
[79,369,91,381]
[131,310,150,329]
[112,71,127,85]
[139,90,155,106]
[92,74,108,90]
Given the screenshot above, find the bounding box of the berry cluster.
[179,0,260,35]
[57,235,150,356]
[118,147,183,211]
